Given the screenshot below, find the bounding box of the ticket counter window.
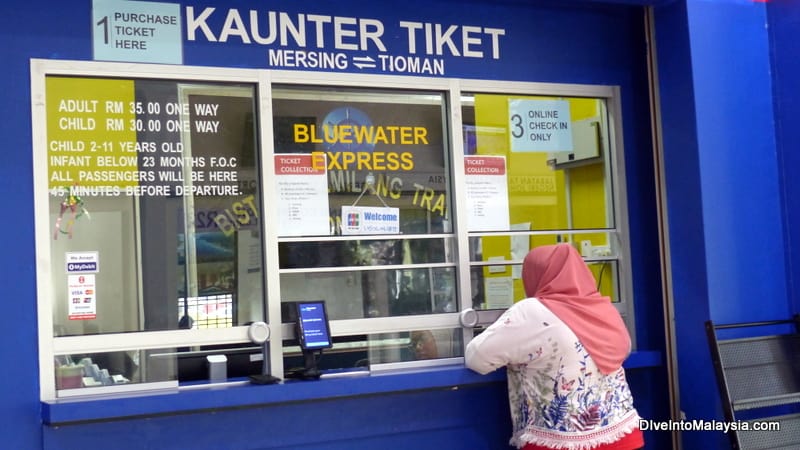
[42,74,265,394]
[272,87,455,320]
[271,86,459,368]
[460,93,629,325]
[35,61,634,397]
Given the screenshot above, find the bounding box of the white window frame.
[31,59,633,402]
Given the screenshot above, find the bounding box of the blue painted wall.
[769,0,800,316]
[687,0,786,324]
[651,2,717,448]
[0,2,51,449]
[43,384,513,450]
[654,0,789,448]
[1,0,672,448]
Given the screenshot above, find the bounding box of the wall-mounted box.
[547,116,603,169]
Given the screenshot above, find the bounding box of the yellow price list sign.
[46,77,138,192]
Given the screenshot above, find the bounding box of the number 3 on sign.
[508,99,573,153]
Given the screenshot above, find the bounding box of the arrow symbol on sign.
[352,56,376,69]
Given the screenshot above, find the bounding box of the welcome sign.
[340,206,400,235]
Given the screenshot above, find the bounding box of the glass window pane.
[368,329,464,364]
[271,86,452,236]
[282,329,464,373]
[272,85,456,322]
[462,93,620,310]
[281,267,457,319]
[469,256,620,311]
[461,94,613,232]
[55,349,173,393]
[46,76,264,336]
[279,237,453,269]
[147,344,263,383]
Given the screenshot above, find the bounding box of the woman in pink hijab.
[466,243,644,450]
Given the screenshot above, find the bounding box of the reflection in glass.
[46,78,264,336]
[369,329,464,364]
[146,343,263,383]
[280,237,452,269]
[272,85,456,330]
[281,267,456,320]
[272,86,452,238]
[462,93,619,310]
[281,329,463,373]
[461,93,613,233]
[55,349,170,391]
[468,255,620,310]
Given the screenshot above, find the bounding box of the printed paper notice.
[508,99,572,152]
[275,153,330,236]
[464,155,510,231]
[510,222,531,279]
[485,277,514,309]
[68,274,97,320]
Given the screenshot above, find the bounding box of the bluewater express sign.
[91,1,507,76]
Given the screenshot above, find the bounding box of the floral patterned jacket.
[465,298,640,450]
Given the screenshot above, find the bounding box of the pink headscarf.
[522,243,631,374]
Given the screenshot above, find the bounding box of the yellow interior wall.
[46,77,137,190]
[472,94,612,301]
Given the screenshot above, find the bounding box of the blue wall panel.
[42,385,511,450]
[654,0,788,448]
[768,0,800,316]
[687,0,787,325]
[652,1,722,448]
[0,2,81,449]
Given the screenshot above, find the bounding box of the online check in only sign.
[92,0,182,64]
